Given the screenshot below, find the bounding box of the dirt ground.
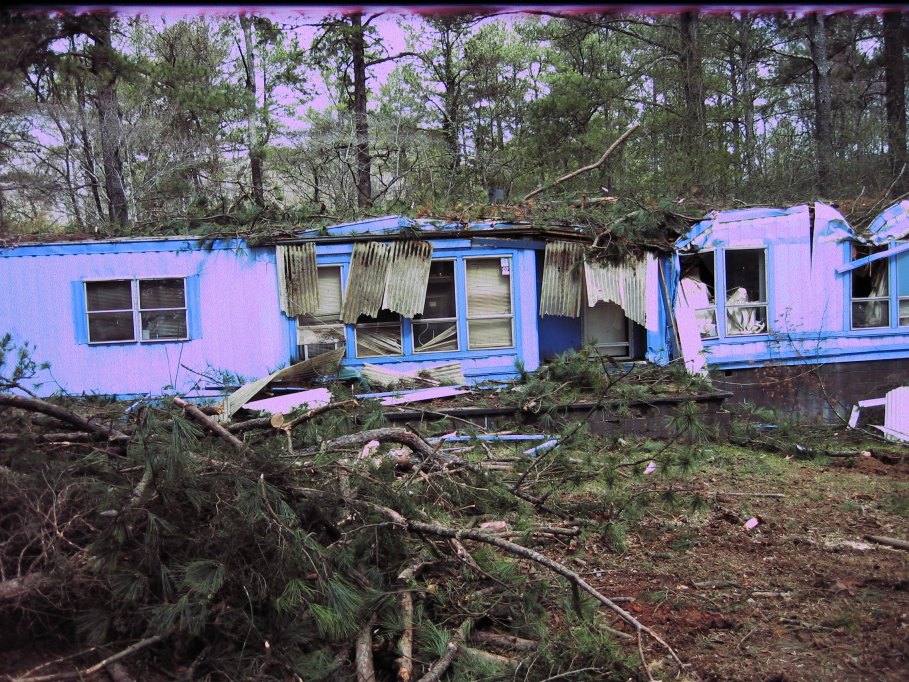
[574,449,909,681]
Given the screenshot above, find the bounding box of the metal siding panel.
[383,240,433,318]
[340,242,392,323]
[539,241,584,317]
[584,257,649,328]
[276,243,318,316]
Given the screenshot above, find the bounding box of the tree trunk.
[808,13,834,188]
[679,12,707,184]
[884,11,907,194]
[73,37,104,225]
[240,15,265,207]
[349,12,373,209]
[91,15,129,227]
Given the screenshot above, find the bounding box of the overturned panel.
[383,240,433,318]
[340,242,392,324]
[539,241,584,317]
[276,244,319,317]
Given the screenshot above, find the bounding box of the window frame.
[849,241,909,331]
[722,247,769,337]
[412,258,459,354]
[84,277,189,345]
[679,246,769,340]
[464,256,515,351]
[295,264,346,360]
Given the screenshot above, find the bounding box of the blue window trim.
[686,245,771,342]
[846,240,909,332]
[74,276,201,345]
[293,250,522,365]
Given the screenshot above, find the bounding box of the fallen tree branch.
[0,394,129,442]
[864,534,909,551]
[416,642,458,682]
[0,572,48,603]
[173,397,245,454]
[523,122,640,201]
[12,634,163,682]
[294,428,435,461]
[470,630,538,652]
[356,501,685,662]
[355,613,377,682]
[227,399,358,434]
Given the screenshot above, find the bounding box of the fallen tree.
[1,352,721,680]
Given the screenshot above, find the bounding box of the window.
[851,244,890,329]
[413,260,458,353]
[466,258,513,349]
[724,249,767,335]
[84,278,188,343]
[296,266,345,359]
[355,308,403,358]
[679,252,717,338]
[585,301,631,357]
[679,249,767,339]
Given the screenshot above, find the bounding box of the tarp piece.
[382,240,433,318]
[340,242,392,323]
[583,253,655,329]
[276,244,319,316]
[539,241,585,317]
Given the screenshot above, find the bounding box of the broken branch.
[355,501,684,661]
[863,534,909,551]
[227,399,358,434]
[0,393,129,442]
[173,397,245,454]
[12,635,163,682]
[523,122,640,201]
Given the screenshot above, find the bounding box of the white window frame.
[583,301,633,358]
[679,250,718,340]
[465,256,515,350]
[722,247,768,337]
[85,278,188,345]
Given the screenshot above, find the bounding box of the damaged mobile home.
[2,203,909,421]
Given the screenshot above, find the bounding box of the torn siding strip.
[383,240,433,317]
[539,241,584,317]
[583,255,653,328]
[276,244,319,316]
[340,242,392,324]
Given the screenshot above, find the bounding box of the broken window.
[85,278,188,343]
[466,258,513,349]
[584,301,632,357]
[413,260,458,353]
[851,244,890,329]
[296,266,346,360]
[724,249,767,335]
[355,308,403,358]
[679,252,717,338]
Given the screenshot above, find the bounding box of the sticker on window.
[500,258,511,276]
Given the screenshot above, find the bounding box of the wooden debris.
[174,397,245,454]
[863,534,909,551]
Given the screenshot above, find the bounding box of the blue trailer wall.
[0,238,291,397]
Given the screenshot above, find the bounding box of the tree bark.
[90,14,129,227]
[884,11,907,194]
[240,15,265,207]
[679,11,706,182]
[349,12,373,209]
[808,13,834,188]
